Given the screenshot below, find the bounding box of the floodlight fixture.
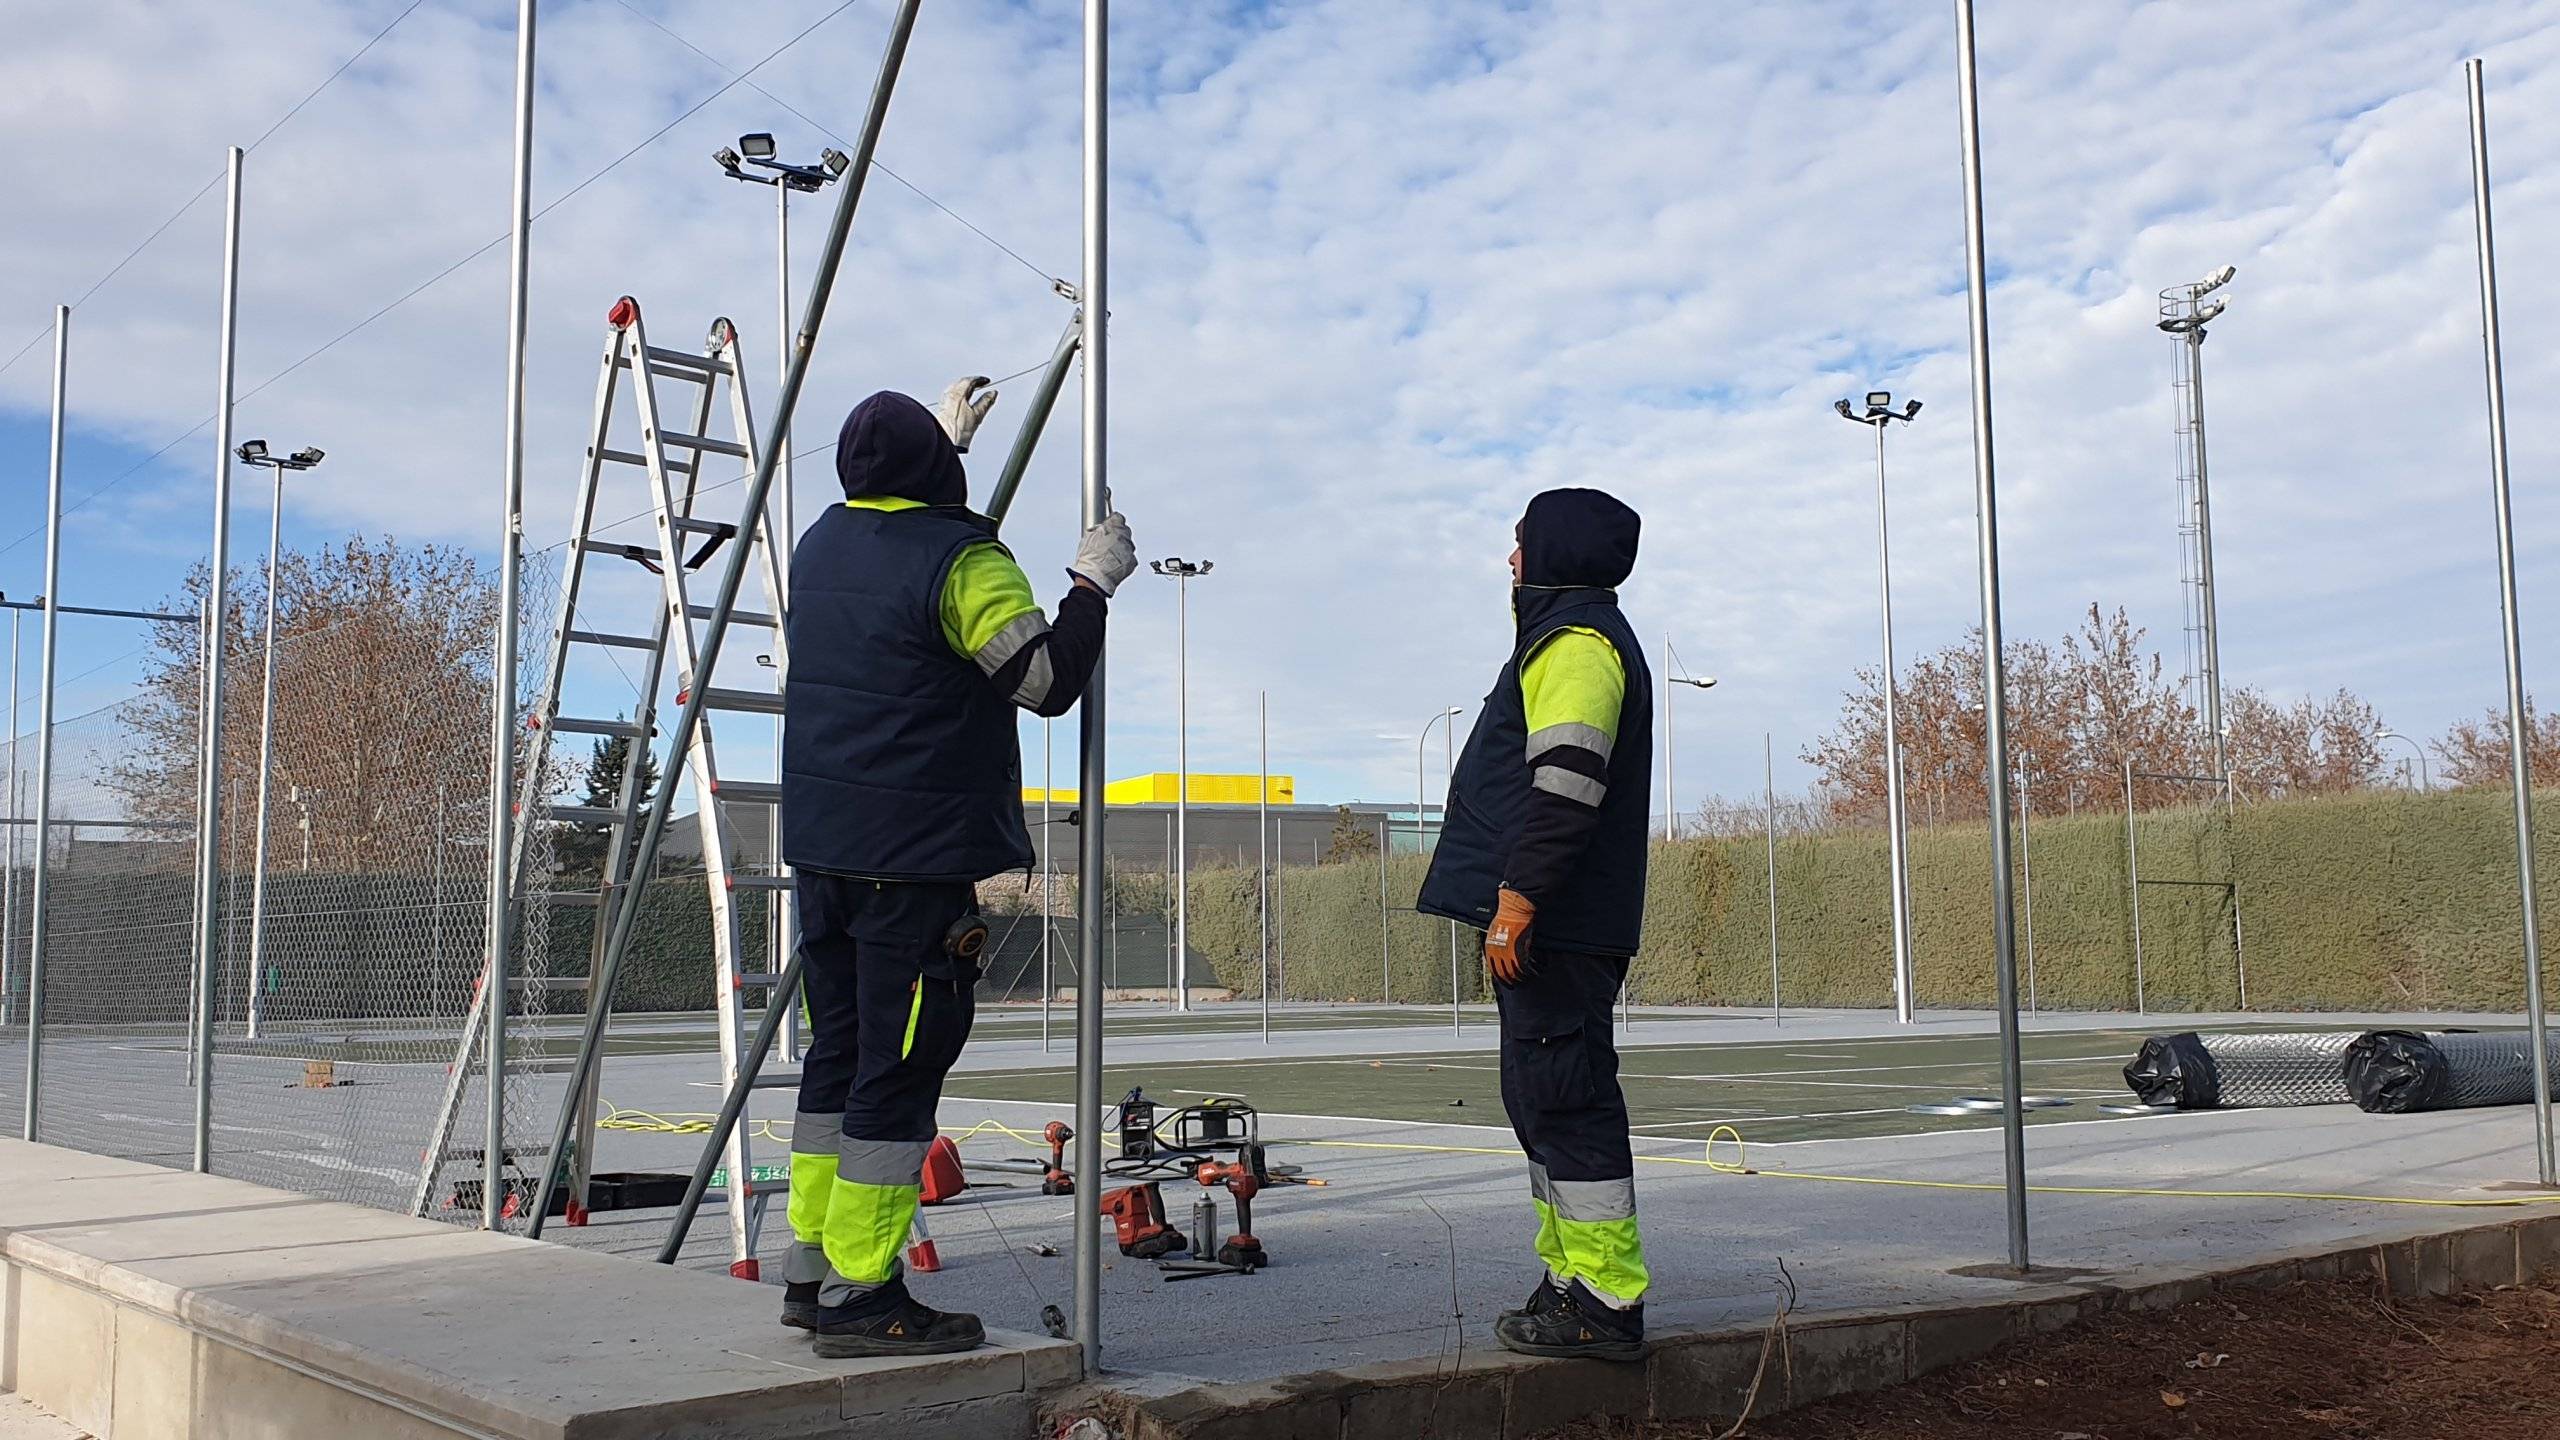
[821,148,851,176]
[713,146,743,176]
[2194,299,2226,325]
[289,447,324,467]
[236,439,268,462]
[1902,399,1922,420]
[1675,675,1718,690]
[2193,264,2237,296]
[1865,390,1894,411]
[1834,399,1855,420]
[738,132,777,161]
[1151,557,1213,578]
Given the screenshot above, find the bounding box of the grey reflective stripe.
[1527,721,1612,764]
[972,609,1050,677]
[1527,1159,1553,1204]
[1008,645,1056,709]
[792,1110,842,1155]
[837,1136,932,1186]
[783,1239,831,1285]
[1550,1176,1636,1223]
[1532,766,1608,807]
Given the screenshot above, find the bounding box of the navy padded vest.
[1416,588,1654,958]
[781,503,1035,883]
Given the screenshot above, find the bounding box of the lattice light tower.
[2159,264,2237,778]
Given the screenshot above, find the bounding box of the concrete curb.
[1042,1211,2560,1439]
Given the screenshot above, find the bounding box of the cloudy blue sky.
[1,0,2556,818]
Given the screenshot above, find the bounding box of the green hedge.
[1182,785,2560,1014]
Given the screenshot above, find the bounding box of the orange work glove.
[1486,886,1537,986]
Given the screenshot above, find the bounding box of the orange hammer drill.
[1041,1121,1075,1196]
[1193,1160,1267,1272]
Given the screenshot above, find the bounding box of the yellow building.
[1023,773,1294,806]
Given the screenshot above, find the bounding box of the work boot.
[1493,1280,1644,1362]
[1499,1274,1569,1323]
[781,1281,822,1330]
[810,1280,987,1360]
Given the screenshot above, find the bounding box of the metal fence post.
[21,308,68,1142]
[193,148,245,1174]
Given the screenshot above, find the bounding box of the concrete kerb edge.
[1043,1210,2560,1439]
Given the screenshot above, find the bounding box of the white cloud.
[1,0,2557,817]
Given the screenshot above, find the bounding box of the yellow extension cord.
[917,1116,2560,1213]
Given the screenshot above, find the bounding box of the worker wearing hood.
[780,380,1135,1359]
[1419,486,1655,1360]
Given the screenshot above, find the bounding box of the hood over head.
[835,391,967,506]
[1517,487,1640,589]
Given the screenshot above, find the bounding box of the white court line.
[1784,1053,1859,1059]
[1631,1107,1911,1132]
[939,1091,1529,1137]
[1632,1052,2129,1083]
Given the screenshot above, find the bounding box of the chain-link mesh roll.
[2123,1030,2359,1108]
[2344,1029,2560,1113]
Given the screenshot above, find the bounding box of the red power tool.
[1041,1121,1075,1196]
[1098,1183,1187,1259]
[1192,1160,1267,1272]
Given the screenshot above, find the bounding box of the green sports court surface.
[941,1024,2213,1144]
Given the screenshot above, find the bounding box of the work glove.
[1067,512,1137,596]
[1485,886,1536,986]
[934,375,999,453]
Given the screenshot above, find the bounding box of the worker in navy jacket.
[780,380,1134,1358]
[1419,487,1655,1360]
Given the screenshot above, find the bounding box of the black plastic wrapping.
[2124,1032,2220,1107]
[2344,1029,2560,1113]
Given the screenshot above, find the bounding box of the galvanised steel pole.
[1955,0,2031,1269]
[1764,732,1780,1025]
[21,308,67,1140]
[2467,56,2555,1187]
[3,610,17,1030]
[534,0,926,1239]
[1874,418,1916,1024]
[771,175,799,1068]
[1376,816,1390,1004]
[2183,325,2227,780]
[482,0,538,1228]
[2018,751,2038,1014]
[1175,571,1189,1009]
[1661,635,1674,842]
[1446,714,1458,1033]
[1072,0,1111,1372]
[245,463,285,1041]
[1258,690,1269,1043]
[1041,716,1053,1053]
[193,148,245,1173]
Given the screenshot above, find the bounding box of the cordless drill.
[1041,1121,1074,1196]
[1194,1161,1267,1272]
[1098,1183,1187,1260]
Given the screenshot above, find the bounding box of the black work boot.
[781,1281,822,1330]
[1499,1274,1569,1323]
[1493,1280,1644,1361]
[810,1279,987,1360]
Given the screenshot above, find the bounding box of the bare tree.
[112,537,502,872]
[2433,701,2560,790]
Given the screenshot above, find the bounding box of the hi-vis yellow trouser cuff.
[819,1136,932,1306]
[1528,1160,1649,1306]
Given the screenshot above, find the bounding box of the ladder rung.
[546,891,605,908]
[544,805,620,825]
[689,605,776,629]
[509,976,591,992]
[567,628,656,651]
[551,716,648,739]
[624,344,731,376]
[669,516,735,538]
[654,430,749,460]
[576,538,654,560]
[736,973,787,990]
[702,687,783,716]
[715,781,782,807]
[730,874,793,891]
[749,1072,802,1091]
[596,446,697,476]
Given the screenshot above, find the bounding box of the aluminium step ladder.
[413,297,795,1276]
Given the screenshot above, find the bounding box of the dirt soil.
[1540,1271,2560,1440]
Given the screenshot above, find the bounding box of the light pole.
[1417,706,1463,1034]
[1660,643,1715,841]
[715,133,843,1063]
[2377,729,2430,791]
[2159,265,2237,779]
[1150,557,1212,1010]
[235,441,324,1041]
[1836,390,1923,1024]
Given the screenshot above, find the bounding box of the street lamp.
[2378,729,2431,791]
[2159,265,2237,779]
[1417,706,1464,1034]
[714,133,849,1056]
[234,439,325,1040]
[1150,557,1213,1010]
[1660,639,1716,841]
[1835,390,1921,1024]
